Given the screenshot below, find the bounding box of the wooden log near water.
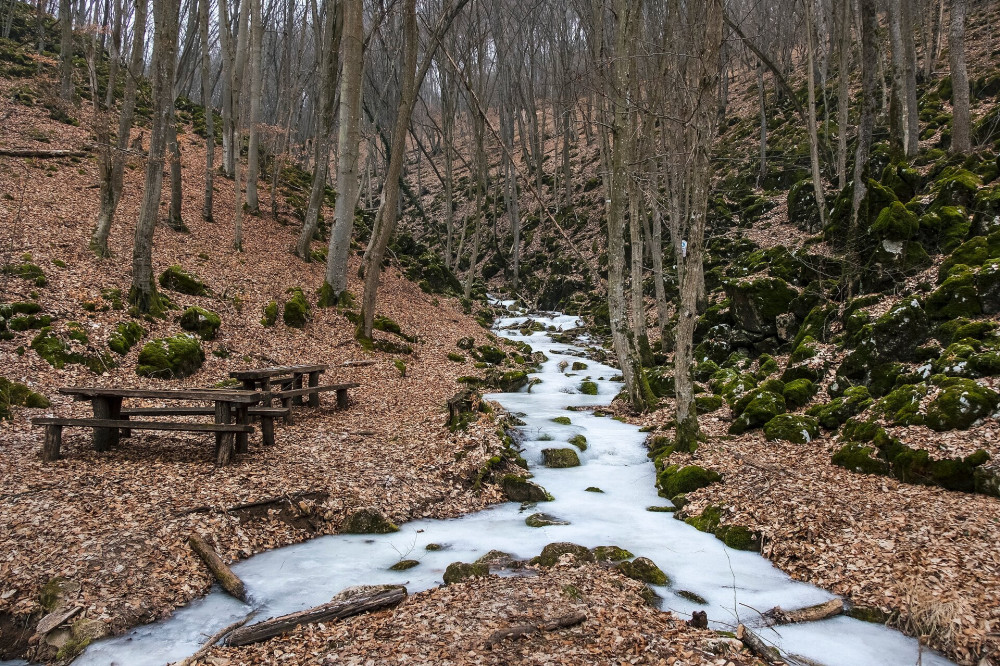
[762,598,844,625]
[224,587,407,647]
[484,611,587,648]
[189,534,248,603]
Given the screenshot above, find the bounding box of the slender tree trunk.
[166,98,185,230]
[756,66,767,188]
[847,0,878,297]
[130,0,180,312]
[805,0,827,230]
[230,0,251,250]
[650,203,670,352]
[901,0,920,156]
[245,0,264,214]
[198,0,214,221]
[218,0,235,176]
[836,0,850,188]
[59,0,73,100]
[629,185,652,366]
[949,0,970,154]
[323,0,363,302]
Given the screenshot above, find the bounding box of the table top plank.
[229,364,328,380]
[58,387,264,404]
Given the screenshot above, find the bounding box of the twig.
[172,611,256,666]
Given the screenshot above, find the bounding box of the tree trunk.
[836,0,850,189]
[129,0,180,313]
[244,0,264,214]
[217,0,235,176]
[650,204,670,353]
[59,0,73,100]
[805,0,827,230]
[198,0,214,221]
[323,0,363,302]
[949,0,970,154]
[166,98,185,230]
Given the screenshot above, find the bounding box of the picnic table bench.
[33,387,265,465]
[229,364,358,422]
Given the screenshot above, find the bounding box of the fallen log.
[735,624,781,665]
[340,360,377,367]
[189,535,247,603]
[172,611,256,666]
[0,147,89,158]
[225,587,406,646]
[762,598,844,625]
[485,611,587,648]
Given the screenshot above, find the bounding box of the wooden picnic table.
[230,364,328,407]
[55,387,264,464]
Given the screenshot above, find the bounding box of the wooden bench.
[230,364,328,407]
[119,406,290,447]
[32,417,253,464]
[267,382,359,423]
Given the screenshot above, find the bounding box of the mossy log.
[189,534,247,602]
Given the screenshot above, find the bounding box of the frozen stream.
[61,303,952,666]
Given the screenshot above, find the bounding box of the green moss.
[571,361,588,371]
[135,334,205,379]
[726,277,797,335]
[552,416,572,425]
[158,265,208,295]
[283,287,311,328]
[447,352,465,362]
[848,606,893,624]
[0,376,50,419]
[872,201,919,241]
[542,448,581,468]
[500,475,552,502]
[568,434,588,450]
[616,557,669,585]
[763,414,820,444]
[924,378,1000,430]
[178,306,221,340]
[442,561,489,584]
[579,380,598,395]
[2,260,46,285]
[927,265,981,319]
[342,507,399,534]
[695,394,724,413]
[30,327,115,373]
[685,504,723,533]
[592,545,633,562]
[657,464,721,499]
[782,379,816,408]
[533,542,595,567]
[832,443,890,475]
[107,321,145,355]
[715,524,761,551]
[728,390,785,435]
[525,512,570,527]
[585,486,604,493]
[261,300,278,326]
[788,178,821,230]
[807,386,873,429]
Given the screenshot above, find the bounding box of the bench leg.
[282,397,294,425]
[215,402,234,466]
[337,388,349,410]
[120,414,132,438]
[235,406,249,454]
[109,397,123,445]
[292,374,304,406]
[261,416,275,447]
[308,371,320,408]
[42,425,62,462]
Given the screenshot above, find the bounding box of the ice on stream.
[62,303,953,666]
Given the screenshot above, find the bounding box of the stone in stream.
[591,546,633,562]
[500,474,553,502]
[389,559,419,571]
[525,512,570,527]
[532,542,595,567]
[615,557,670,586]
[542,448,581,468]
[341,507,399,534]
[442,561,490,585]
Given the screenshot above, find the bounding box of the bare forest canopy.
[2,0,1000,435]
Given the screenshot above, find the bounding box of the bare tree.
[949,0,970,154]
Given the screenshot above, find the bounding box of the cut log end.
[189,534,248,603]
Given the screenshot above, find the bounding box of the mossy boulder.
[684,504,723,533]
[178,306,221,340]
[924,378,1000,431]
[832,443,890,475]
[872,201,919,241]
[926,265,981,319]
[616,557,669,585]
[0,376,50,419]
[930,167,981,210]
[695,394,724,413]
[876,383,928,426]
[31,328,116,374]
[782,379,816,408]
[568,434,588,450]
[788,178,821,231]
[542,448,581,468]
[158,265,208,295]
[389,559,419,571]
[442,561,489,585]
[136,335,204,379]
[725,277,797,336]
[525,512,570,527]
[283,287,311,328]
[342,507,399,534]
[715,525,761,551]
[806,386,873,429]
[107,321,145,355]
[839,299,929,385]
[500,475,552,502]
[657,464,721,499]
[579,380,598,395]
[728,390,785,434]
[533,542,595,567]
[978,260,1000,314]
[592,546,633,562]
[261,300,278,326]
[763,414,820,444]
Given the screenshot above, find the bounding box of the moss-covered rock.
[782,378,816,408]
[839,299,929,386]
[552,416,572,425]
[695,394,724,413]
[763,414,820,444]
[542,448,581,468]
[616,557,669,585]
[283,287,311,328]
[930,167,981,210]
[500,475,552,502]
[533,542,595,567]
[178,306,221,340]
[261,300,278,326]
[807,386,873,429]
[525,512,570,527]
[726,277,797,336]
[579,380,598,395]
[788,178,821,231]
[592,545,633,562]
[684,504,723,533]
[728,390,785,435]
[107,321,145,355]
[389,559,419,571]
[158,265,208,295]
[926,265,981,319]
[568,434,588,450]
[136,334,204,379]
[657,464,721,499]
[0,376,50,419]
[715,525,761,551]
[924,378,1000,430]
[442,561,489,585]
[832,443,890,475]
[872,201,919,241]
[31,328,115,374]
[342,507,399,534]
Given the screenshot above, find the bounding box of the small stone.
[525,513,570,527]
[341,508,399,534]
[389,559,419,571]
[442,561,489,585]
